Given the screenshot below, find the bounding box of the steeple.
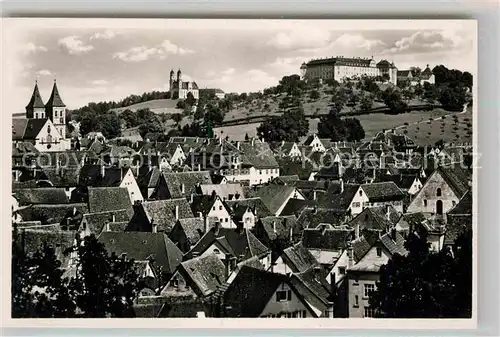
[26,81,45,111]
[45,79,66,108]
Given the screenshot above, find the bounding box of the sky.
[3,19,476,112]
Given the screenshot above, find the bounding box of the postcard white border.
[1,18,478,331]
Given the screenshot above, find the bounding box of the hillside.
[109,99,181,115]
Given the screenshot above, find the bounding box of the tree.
[171,113,183,126]
[66,234,143,318]
[257,104,308,142]
[381,87,407,114]
[98,113,122,139]
[309,90,320,100]
[185,92,196,107]
[344,118,365,142]
[317,106,346,141]
[369,229,472,318]
[204,103,225,126]
[360,94,374,111]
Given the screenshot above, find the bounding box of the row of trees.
[370,228,472,318]
[12,228,143,318]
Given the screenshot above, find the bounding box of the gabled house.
[136,166,163,200]
[253,215,299,250]
[198,183,245,201]
[191,194,235,228]
[153,171,213,200]
[98,231,183,284]
[270,141,302,158]
[87,187,134,215]
[445,190,472,251]
[99,166,144,204]
[186,224,272,271]
[302,226,354,272]
[254,184,306,216]
[169,217,219,253]
[77,209,133,237]
[407,166,471,215]
[348,205,401,239]
[223,197,273,229]
[219,266,319,318]
[344,230,407,318]
[160,253,227,299]
[272,242,319,275]
[127,198,194,233]
[347,182,406,216]
[303,134,326,153]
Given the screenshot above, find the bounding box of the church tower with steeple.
[25,81,46,119]
[45,79,67,138]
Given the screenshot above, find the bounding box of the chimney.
[340,178,344,193]
[190,194,194,203]
[313,265,321,280]
[101,164,106,177]
[272,221,276,233]
[251,138,254,146]
[236,142,240,150]
[152,222,158,233]
[204,215,210,233]
[347,245,354,267]
[386,205,391,221]
[289,226,293,242]
[198,164,201,171]
[175,205,179,220]
[380,153,385,169]
[198,211,203,219]
[281,140,285,147]
[214,221,220,235]
[355,224,360,239]
[106,222,111,232]
[391,227,397,242]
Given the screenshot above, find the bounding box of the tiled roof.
[437,166,471,198]
[302,228,354,251]
[25,83,45,109]
[280,198,317,217]
[258,215,298,242]
[239,142,279,169]
[179,254,226,297]
[98,232,183,275]
[172,217,207,244]
[18,203,88,225]
[199,183,245,200]
[448,190,472,215]
[190,194,219,215]
[14,119,48,140]
[37,167,81,187]
[81,209,133,235]
[141,198,194,233]
[187,227,269,260]
[397,70,412,77]
[15,229,76,269]
[223,197,273,219]
[106,221,130,232]
[349,205,401,232]
[45,82,66,107]
[306,56,374,67]
[87,187,132,214]
[222,266,290,317]
[296,207,346,231]
[351,235,375,262]
[12,141,39,155]
[282,242,319,273]
[290,267,331,307]
[361,182,405,202]
[163,171,213,198]
[254,185,299,215]
[273,175,300,185]
[379,231,408,256]
[316,184,360,212]
[137,167,162,189]
[13,188,69,205]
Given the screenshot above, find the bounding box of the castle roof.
[26,82,45,110]
[45,81,66,107]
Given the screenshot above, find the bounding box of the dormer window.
[436,188,442,197]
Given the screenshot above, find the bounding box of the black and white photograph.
[3,18,476,325]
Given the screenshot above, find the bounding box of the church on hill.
[169,69,199,100]
[13,80,70,152]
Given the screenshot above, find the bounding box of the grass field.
[110,99,181,115]
[214,123,262,141]
[402,107,472,146]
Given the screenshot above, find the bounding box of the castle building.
[300,56,398,85]
[169,69,199,100]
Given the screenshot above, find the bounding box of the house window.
[276,290,292,302]
[213,248,220,254]
[225,218,228,222]
[436,188,442,197]
[452,200,457,207]
[172,279,179,288]
[359,190,363,196]
[259,170,262,175]
[364,284,375,298]
[423,199,427,207]
[364,306,376,318]
[354,295,359,307]
[352,202,360,208]
[338,266,346,275]
[376,247,382,257]
[219,206,223,210]
[302,310,307,318]
[212,206,216,211]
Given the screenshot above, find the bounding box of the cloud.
[89,79,109,86]
[269,57,304,74]
[382,30,469,55]
[21,42,48,54]
[268,25,331,50]
[332,33,385,51]
[90,30,117,40]
[113,39,194,62]
[58,36,94,55]
[36,69,53,76]
[222,68,236,76]
[268,25,332,51]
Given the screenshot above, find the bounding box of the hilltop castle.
[169,69,199,100]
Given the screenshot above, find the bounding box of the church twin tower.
[25,80,67,139]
